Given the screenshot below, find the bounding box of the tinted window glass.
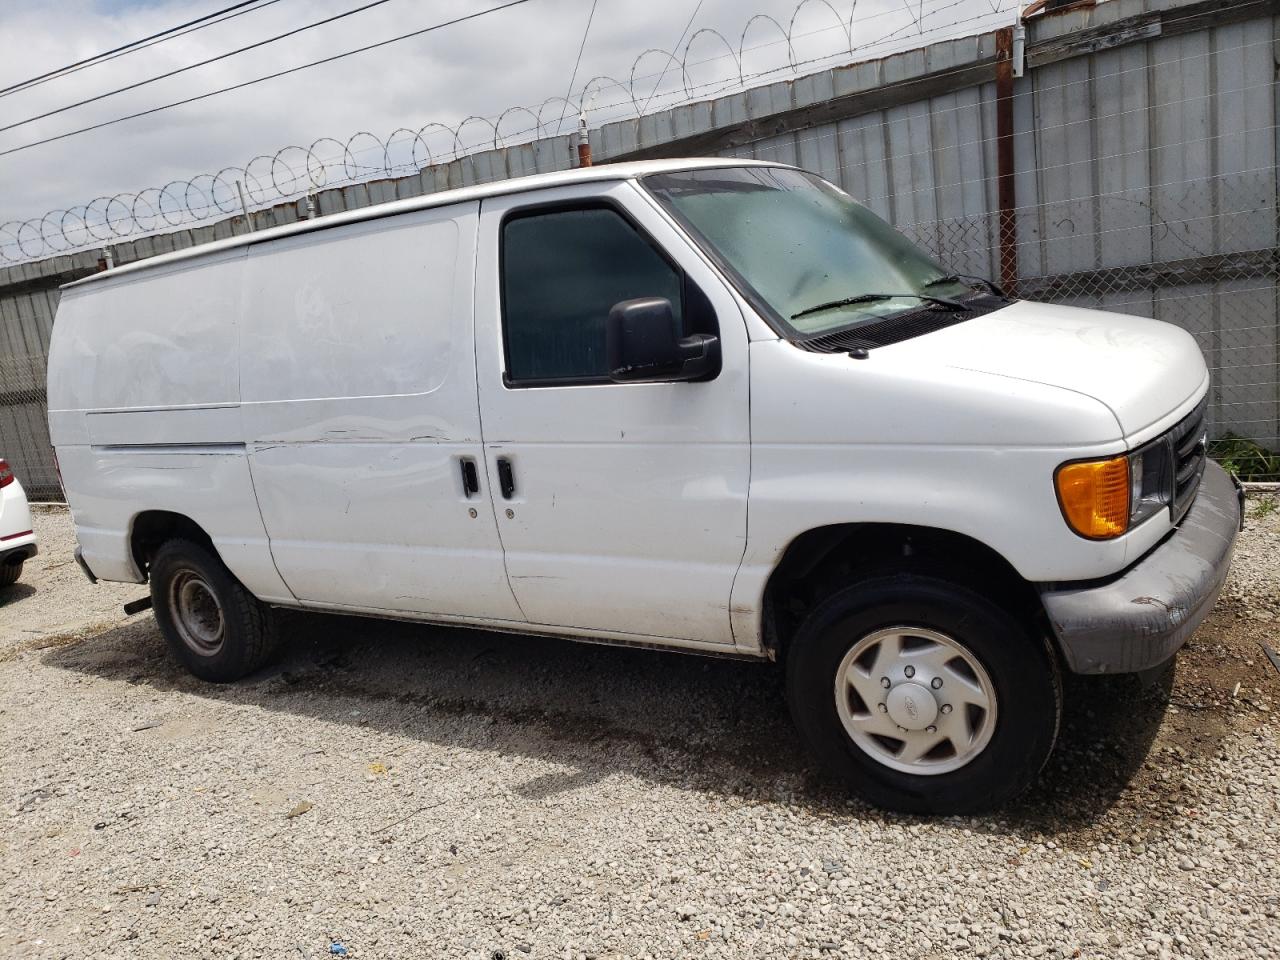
[502,207,683,383]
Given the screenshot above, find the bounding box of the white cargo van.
[48,159,1242,813]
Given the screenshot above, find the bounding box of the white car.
[45,159,1242,813]
[0,458,37,586]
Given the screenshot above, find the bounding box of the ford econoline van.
[47,159,1242,813]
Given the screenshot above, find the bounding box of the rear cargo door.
[240,204,524,622]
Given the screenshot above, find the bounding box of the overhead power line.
[0,0,534,160]
[640,0,703,114]
[0,0,278,99]
[554,0,600,133]
[0,0,404,135]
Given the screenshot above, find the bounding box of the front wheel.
[786,574,1060,814]
[150,538,280,682]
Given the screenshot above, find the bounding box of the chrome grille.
[1169,394,1208,523]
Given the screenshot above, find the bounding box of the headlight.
[1055,441,1173,540]
[1128,441,1172,526]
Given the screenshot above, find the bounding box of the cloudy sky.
[0,0,1014,246]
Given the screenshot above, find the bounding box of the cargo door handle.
[459,458,479,498]
[496,458,515,499]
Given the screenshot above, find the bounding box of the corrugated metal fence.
[2,0,1278,497]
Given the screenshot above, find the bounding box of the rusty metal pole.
[576,109,592,168]
[995,26,1019,296]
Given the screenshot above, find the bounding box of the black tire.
[0,560,22,586]
[786,574,1061,815]
[149,538,279,682]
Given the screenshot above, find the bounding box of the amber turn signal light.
[1055,456,1130,539]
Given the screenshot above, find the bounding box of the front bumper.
[1039,460,1241,674]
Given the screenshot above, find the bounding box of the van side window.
[501,206,684,385]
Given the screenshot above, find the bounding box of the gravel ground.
[2,502,1278,960]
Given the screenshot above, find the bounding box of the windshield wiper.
[790,292,966,320]
[923,272,1005,297]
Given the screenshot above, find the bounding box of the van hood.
[881,300,1208,438]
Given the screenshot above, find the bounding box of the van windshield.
[642,166,983,338]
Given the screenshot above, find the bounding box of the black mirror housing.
[606,297,720,383]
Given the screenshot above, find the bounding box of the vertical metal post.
[995,26,1019,296]
[576,109,592,168]
[235,179,256,233]
[1012,15,1026,78]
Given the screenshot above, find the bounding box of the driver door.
[472,180,751,645]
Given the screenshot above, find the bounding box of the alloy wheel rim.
[170,569,225,655]
[833,625,997,775]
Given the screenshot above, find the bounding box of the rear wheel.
[149,538,279,682]
[0,560,22,586]
[786,574,1060,814]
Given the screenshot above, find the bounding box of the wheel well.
[762,523,1045,659]
[129,511,215,579]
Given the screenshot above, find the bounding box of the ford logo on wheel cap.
[885,682,938,731]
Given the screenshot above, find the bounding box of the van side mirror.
[605,297,720,383]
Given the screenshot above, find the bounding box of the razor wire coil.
[0,0,1016,264]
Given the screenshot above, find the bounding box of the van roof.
[63,157,785,290]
